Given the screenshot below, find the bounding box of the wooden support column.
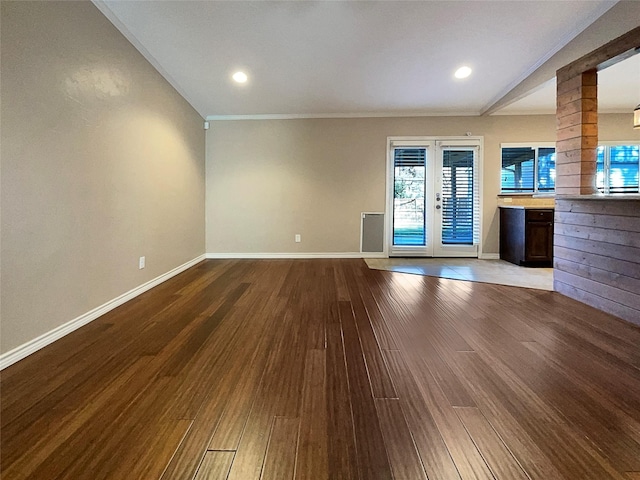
[555,69,598,195]
[553,27,640,324]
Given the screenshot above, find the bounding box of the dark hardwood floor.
[2,259,640,479]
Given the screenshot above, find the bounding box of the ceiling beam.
[557,26,640,81]
[481,1,640,116]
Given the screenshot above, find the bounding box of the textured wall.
[205,114,633,256]
[1,1,206,354]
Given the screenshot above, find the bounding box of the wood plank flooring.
[2,259,640,480]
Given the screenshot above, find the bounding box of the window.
[501,143,639,194]
[501,145,555,194]
[597,144,640,194]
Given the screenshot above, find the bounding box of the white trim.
[384,141,398,257]
[479,253,501,260]
[500,144,557,195]
[389,136,484,144]
[206,111,479,121]
[0,255,206,370]
[597,140,640,146]
[434,141,482,257]
[491,109,556,116]
[385,136,484,258]
[386,140,434,257]
[206,252,386,259]
[500,142,555,148]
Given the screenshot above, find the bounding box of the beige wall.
[0,1,206,354]
[206,113,635,255]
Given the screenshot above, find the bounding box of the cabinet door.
[500,208,525,265]
[525,221,553,261]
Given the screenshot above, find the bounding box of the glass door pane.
[387,138,479,258]
[434,142,478,257]
[393,148,426,246]
[441,150,473,245]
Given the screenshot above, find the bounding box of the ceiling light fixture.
[232,71,248,83]
[634,104,640,129]
[454,66,472,79]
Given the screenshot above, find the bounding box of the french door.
[387,137,481,257]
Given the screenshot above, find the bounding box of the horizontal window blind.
[501,147,534,192]
[392,147,427,247]
[441,149,478,245]
[597,144,639,194]
[394,148,426,168]
[609,145,639,194]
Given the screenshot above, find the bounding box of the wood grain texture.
[261,417,299,480]
[325,310,359,480]
[2,259,640,480]
[383,350,462,480]
[343,264,397,398]
[555,69,598,196]
[194,451,235,480]
[294,349,328,480]
[557,26,640,79]
[338,300,394,479]
[375,398,428,480]
[554,198,640,326]
[402,352,495,480]
[557,70,597,94]
[450,356,566,480]
[454,407,529,480]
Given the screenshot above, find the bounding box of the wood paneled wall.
[554,198,640,326]
[555,70,598,195]
[553,27,640,325]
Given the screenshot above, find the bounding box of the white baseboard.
[206,252,387,259]
[0,254,206,370]
[479,253,500,260]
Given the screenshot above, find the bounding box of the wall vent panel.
[361,213,384,253]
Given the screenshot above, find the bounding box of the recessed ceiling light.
[232,71,248,83]
[454,66,472,79]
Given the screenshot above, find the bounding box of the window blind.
[394,148,426,168]
[501,147,534,192]
[441,149,479,245]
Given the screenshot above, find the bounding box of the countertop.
[498,205,554,209]
[557,194,640,201]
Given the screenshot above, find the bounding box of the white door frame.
[385,136,484,257]
[433,140,480,257]
[386,140,434,257]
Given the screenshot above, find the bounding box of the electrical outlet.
[295,234,301,243]
[139,256,145,269]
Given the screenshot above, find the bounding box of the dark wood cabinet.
[500,207,554,267]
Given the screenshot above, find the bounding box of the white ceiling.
[496,53,640,115]
[95,0,635,119]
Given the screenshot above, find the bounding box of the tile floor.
[365,257,554,291]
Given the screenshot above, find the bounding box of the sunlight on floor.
[365,258,554,291]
